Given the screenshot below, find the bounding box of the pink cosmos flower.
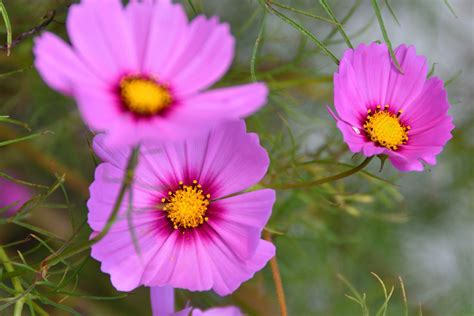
[34,0,268,146]
[0,176,31,217]
[150,286,242,316]
[88,121,275,295]
[330,42,454,171]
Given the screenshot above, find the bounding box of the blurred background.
[0,0,472,315]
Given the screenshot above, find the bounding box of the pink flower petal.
[124,0,155,63]
[174,307,193,316]
[192,121,270,198]
[336,43,428,114]
[151,286,175,316]
[192,306,243,316]
[206,239,275,296]
[402,77,451,131]
[98,121,270,198]
[335,120,366,153]
[142,1,188,77]
[175,83,269,120]
[162,16,235,95]
[408,116,454,147]
[90,222,165,291]
[74,87,123,132]
[334,43,386,125]
[208,189,276,260]
[33,32,104,96]
[143,231,274,296]
[0,176,31,217]
[92,134,133,168]
[87,163,160,232]
[386,44,428,111]
[67,0,138,81]
[388,154,424,172]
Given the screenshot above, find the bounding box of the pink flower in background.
[88,121,275,295]
[0,176,31,217]
[34,0,268,146]
[150,286,243,316]
[330,42,454,171]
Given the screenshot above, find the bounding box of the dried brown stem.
[264,231,288,316]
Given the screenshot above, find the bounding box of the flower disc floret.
[120,76,172,116]
[162,180,210,230]
[363,105,410,150]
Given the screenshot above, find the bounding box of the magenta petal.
[142,1,188,76]
[361,142,387,157]
[92,134,133,168]
[164,16,235,95]
[141,231,196,287]
[333,118,386,157]
[207,239,275,296]
[350,43,392,109]
[0,177,31,217]
[335,119,366,153]
[74,87,123,132]
[386,118,453,172]
[334,43,385,125]
[90,225,161,291]
[151,286,174,316]
[34,32,104,96]
[124,0,154,63]
[209,189,275,260]
[175,83,269,120]
[192,306,243,316]
[87,163,158,232]
[173,307,193,316]
[408,116,454,147]
[388,154,424,172]
[104,121,270,198]
[335,43,427,114]
[67,0,137,80]
[403,77,451,130]
[386,44,428,111]
[142,220,275,296]
[195,121,269,198]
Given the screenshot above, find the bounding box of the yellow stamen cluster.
[363,105,410,150]
[162,180,210,230]
[120,76,172,116]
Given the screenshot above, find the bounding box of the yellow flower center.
[120,76,172,116]
[162,180,210,230]
[363,105,410,150]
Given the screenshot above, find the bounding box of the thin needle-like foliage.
[0,1,470,315]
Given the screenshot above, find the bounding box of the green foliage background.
[0,0,472,315]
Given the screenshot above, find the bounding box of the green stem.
[41,146,140,268]
[267,157,373,190]
[319,0,353,48]
[0,246,25,316]
[250,11,266,82]
[0,131,49,147]
[31,301,49,316]
[266,2,340,65]
[370,0,403,72]
[270,1,338,25]
[0,0,12,55]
